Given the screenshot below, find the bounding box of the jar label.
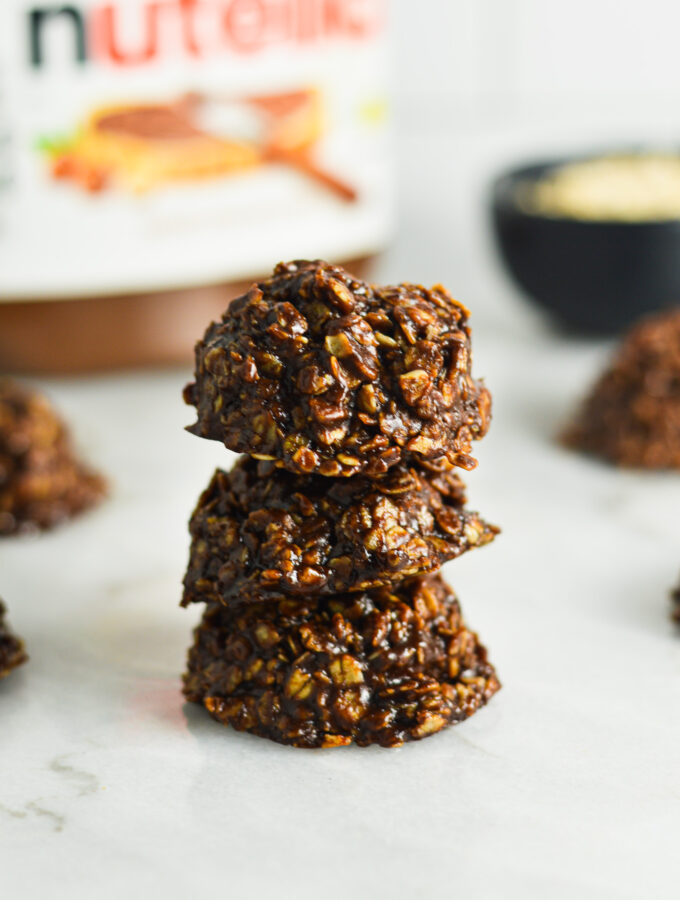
[0,0,393,299]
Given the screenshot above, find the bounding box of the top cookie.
[184,260,491,477]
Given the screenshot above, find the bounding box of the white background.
[3,3,680,898]
[395,0,680,117]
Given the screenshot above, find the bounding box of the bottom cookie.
[0,601,27,680]
[183,575,499,748]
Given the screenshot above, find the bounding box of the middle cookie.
[183,456,498,606]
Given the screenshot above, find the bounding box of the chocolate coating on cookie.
[184,260,491,476]
[564,309,680,468]
[0,379,107,535]
[183,574,500,748]
[0,601,27,679]
[183,457,498,606]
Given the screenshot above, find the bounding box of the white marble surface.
[3,126,680,897]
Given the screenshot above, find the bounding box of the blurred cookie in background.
[0,600,27,679]
[0,379,107,535]
[562,309,680,468]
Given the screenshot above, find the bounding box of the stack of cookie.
[181,260,500,748]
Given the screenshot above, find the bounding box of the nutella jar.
[0,0,393,372]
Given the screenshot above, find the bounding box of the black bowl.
[491,158,680,334]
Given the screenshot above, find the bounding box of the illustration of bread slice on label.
[247,89,324,153]
[48,88,327,195]
[65,101,260,193]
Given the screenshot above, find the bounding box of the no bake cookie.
[183,574,499,748]
[183,457,498,606]
[184,260,491,476]
[564,309,680,468]
[672,582,680,625]
[0,379,107,535]
[0,601,27,679]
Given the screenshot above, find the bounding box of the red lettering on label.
[323,0,383,38]
[296,0,317,43]
[91,3,160,66]
[223,0,268,53]
[179,0,203,56]
[345,0,383,37]
[29,0,386,69]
